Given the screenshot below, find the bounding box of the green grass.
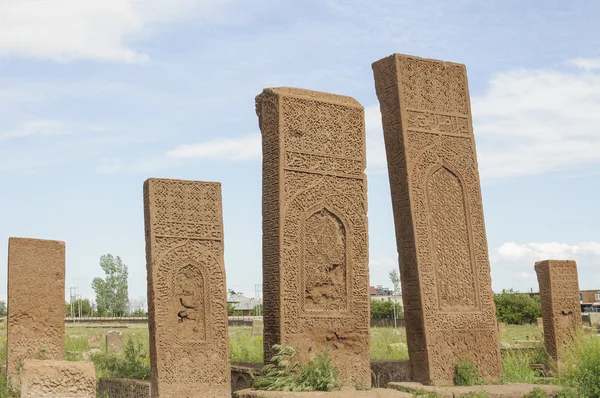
[558,334,600,397]
[370,327,409,360]
[229,326,264,363]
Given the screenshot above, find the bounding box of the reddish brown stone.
[256,88,370,389]
[144,178,230,397]
[534,260,580,364]
[20,359,96,398]
[372,54,502,385]
[7,237,65,388]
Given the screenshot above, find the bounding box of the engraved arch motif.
[302,207,348,312]
[426,164,478,312]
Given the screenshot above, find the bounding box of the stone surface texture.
[388,382,561,398]
[144,178,231,397]
[20,359,95,398]
[256,87,370,389]
[370,360,411,387]
[235,389,412,398]
[98,378,152,398]
[534,260,581,363]
[372,54,502,384]
[106,330,125,354]
[7,237,65,387]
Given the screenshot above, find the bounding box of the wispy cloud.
[167,134,261,161]
[0,120,67,140]
[0,0,235,63]
[567,57,600,71]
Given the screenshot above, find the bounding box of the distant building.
[227,293,262,316]
[369,285,403,309]
[580,289,600,313]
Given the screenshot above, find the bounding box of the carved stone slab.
[20,359,96,398]
[256,87,370,389]
[144,178,230,397]
[534,260,580,364]
[372,54,502,384]
[7,237,65,388]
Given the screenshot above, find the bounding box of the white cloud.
[0,0,232,63]
[472,63,600,180]
[0,120,67,140]
[166,134,261,161]
[567,58,600,71]
[490,241,600,291]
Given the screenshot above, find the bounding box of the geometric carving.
[7,237,65,389]
[534,260,580,365]
[256,87,371,389]
[372,54,502,385]
[144,178,230,397]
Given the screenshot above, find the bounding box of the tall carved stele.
[372,54,502,385]
[256,87,370,389]
[7,237,65,389]
[144,178,230,398]
[534,260,580,365]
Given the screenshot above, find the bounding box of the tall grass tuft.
[454,360,482,386]
[501,349,538,384]
[91,337,150,380]
[558,334,600,397]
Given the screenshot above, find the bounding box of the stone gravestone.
[7,237,65,388]
[534,260,580,364]
[537,317,544,328]
[372,54,502,385]
[256,87,371,389]
[144,178,231,397]
[20,359,96,398]
[498,322,507,334]
[251,319,264,338]
[106,331,125,354]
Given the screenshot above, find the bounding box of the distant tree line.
[494,288,541,325]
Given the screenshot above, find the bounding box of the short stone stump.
[388,382,562,398]
[234,389,412,397]
[20,359,95,398]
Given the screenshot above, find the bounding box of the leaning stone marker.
[256,87,370,388]
[144,178,231,397]
[251,318,264,338]
[7,237,65,387]
[534,260,580,364]
[372,54,502,385]
[106,330,125,354]
[20,359,96,398]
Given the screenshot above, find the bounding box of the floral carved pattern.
[256,88,370,389]
[144,179,230,398]
[373,54,502,385]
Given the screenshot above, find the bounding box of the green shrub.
[554,387,578,398]
[91,337,150,380]
[523,387,548,398]
[558,334,600,397]
[412,389,438,397]
[253,345,340,392]
[454,360,482,386]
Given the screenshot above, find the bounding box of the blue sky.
[0,0,599,305]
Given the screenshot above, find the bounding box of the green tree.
[494,288,541,324]
[0,300,6,317]
[371,299,403,319]
[92,254,129,317]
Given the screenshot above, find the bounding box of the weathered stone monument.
[256,87,370,388]
[7,237,65,387]
[534,260,580,364]
[251,318,264,338]
[372,54,502,384]
[498,322,507,334]
[20,360,96,398]
[106,330,125,354]
[144,178,231,397]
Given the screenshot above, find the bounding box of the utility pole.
[254,284,262,316]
